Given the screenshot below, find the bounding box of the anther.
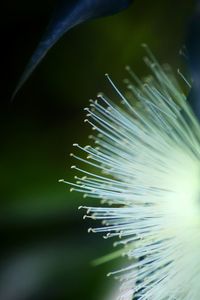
[84,145,90,149]
[58,179,64,183]
[97,92,104,98]
[125,65,131,71]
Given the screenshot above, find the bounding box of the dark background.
[0,1,195,299]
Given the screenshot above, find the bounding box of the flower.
[61,46,200,300]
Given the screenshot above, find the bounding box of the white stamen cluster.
[61,47,200,299]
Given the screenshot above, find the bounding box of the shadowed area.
[186,1,200,120]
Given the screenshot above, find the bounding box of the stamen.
[63,49,200,300]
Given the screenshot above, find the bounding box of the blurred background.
[1,1,195,299]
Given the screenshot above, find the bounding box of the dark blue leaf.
[13,0,133,98]
[186,1,200,119]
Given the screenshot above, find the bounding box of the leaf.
[13,0,133,99]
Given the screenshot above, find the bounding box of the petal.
[186,2,200,119]
[13,0,133,98]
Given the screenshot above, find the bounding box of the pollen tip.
[141,43,147,48]
[73,143,78,147]
[71,165,76,169]
[78,206,83,210]
[97,92,103,98]
[123,78,129,84]
[58,179,64,183]
[103,233,111,239]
